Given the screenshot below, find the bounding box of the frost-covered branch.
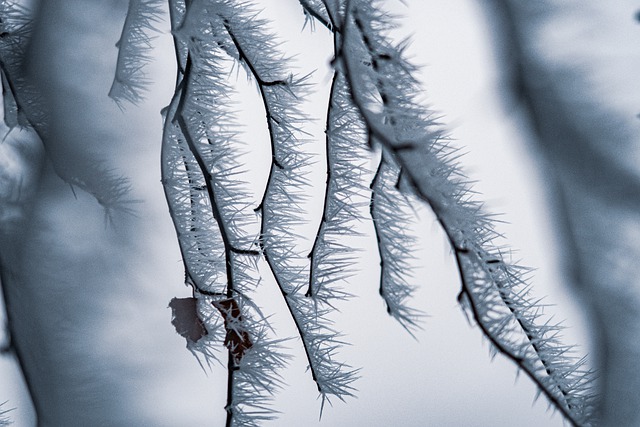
[306,0,425,334]
[109,0,164,105]
[196,0,359,405]
[306,72,368,302]
[370,152,422,333]
[163,3,289,424]
[337,1,596,425]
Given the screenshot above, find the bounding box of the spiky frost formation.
[109,0,164,105]
[370,153,422,333]
[213,253,287,427]
[206,0,359,405]
[162,1,318,424]
[298,0,332,30]
[304,0,424,335]
[337,1,596,425]
[306,72,369,302]
[162,95,229,367]
[174,11,261,252]
[162,98,227,295]
[225,309,289,427]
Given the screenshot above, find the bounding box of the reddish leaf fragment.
[212,298,253,364]
[169,297,208,343]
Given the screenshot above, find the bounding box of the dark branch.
[218,13,328,395]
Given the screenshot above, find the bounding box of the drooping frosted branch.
[338,1,596,425]
[304,0,424,332]
[306,72,369,302]
[174,0,360,405]
[163,3,290,424]
[162,93,227,363]
[370,152,422,333]
[109,0,164,105]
